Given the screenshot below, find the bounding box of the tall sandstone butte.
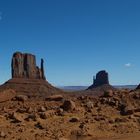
[87,70,111,90]
[93,70,109,87]
[11,52,46,80]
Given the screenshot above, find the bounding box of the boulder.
[120,103,134,115]
[26,107,34,113]
[45,95,64,101]
[9,112,23,123]
[103,90,114,97]
[69,117,80,122]
[38,106,46,112]
[85,101,94,109]
[25,113,37,121]
[14,95,28,102]
[0,131,6,138]
[39,110,56,119]
[57,108,64,116]
[61,100,76,112]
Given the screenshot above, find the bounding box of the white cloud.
[125,63,131,67]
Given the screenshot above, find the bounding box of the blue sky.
[0,0,140,86]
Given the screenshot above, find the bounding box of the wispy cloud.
[125,63,132,67]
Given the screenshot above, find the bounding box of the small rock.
[103,90,113,97]
[0,131,6,138]
[26,107,34,113]
[124,106,134,115]
[94,116,106,121]
[35,121,46,129]
[46,95,64,101]
[25,113,37,121]
[69,117,80,122]
[17,108,27,113]
[120,104,134,115]
[57,108,64,116]
[38,106,46,112]
[108,119,115,124]
[39,110,56,119]
[115,117,128,123]
[86,101,94,109]
[133,93,140,99]
[9,112,23,123]
[14,95,28,102]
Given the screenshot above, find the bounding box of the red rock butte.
[87,70,115,92]
[11,52,46,80]
[0,52,62,96]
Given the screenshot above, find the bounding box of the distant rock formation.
[93,70,109,87]
[11,52,46,80]
[87,70,114,91]
[136,84,140,90]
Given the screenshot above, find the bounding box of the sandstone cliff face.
[11,52,46,80]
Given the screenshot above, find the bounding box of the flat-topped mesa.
[11,52,46,80]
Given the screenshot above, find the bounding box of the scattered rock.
[35,121,46,129]
[61,100,76,112]
[120,104,134,115]
[17,108,27,113]
[14,95,28,102]
[86,101,94,109]
[133,92,140,99]
[94,116,106,121]
[46,95,64,101]
[123,106,134,115]
[57,108,64,116]
[9,112,23,123]
[69,117,80,122]
[39,110,56,119]
[103,90,114,97]
[25,113,37,121]
[115,117,128,123]
[26,107,34,113]
[108,119,115,124]
[38,106,46,112]
[0,131,6,138]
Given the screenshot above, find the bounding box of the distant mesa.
[87,70,115,91]
[12,52,46,80]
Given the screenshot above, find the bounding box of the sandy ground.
[0,88,140,139]
[69,133,140,140]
